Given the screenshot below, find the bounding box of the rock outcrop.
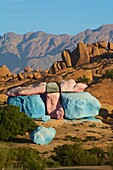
[48,41,113,74]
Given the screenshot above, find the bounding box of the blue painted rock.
[42,115,51,122]
[61,92,101,120]
[30,126,56,145]
[7,95,45,119]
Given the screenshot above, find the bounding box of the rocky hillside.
[0,24,113,72]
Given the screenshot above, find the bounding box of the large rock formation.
[71,42,90,67]
[61,92,100,120]
[7,95,45,119]
[48,41,113,74]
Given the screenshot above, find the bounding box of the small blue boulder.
[61,92,101,120]
[30,126,56,145]
[7,95,45,119]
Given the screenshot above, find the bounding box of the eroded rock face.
[48,61,66,74]
[61,49,72,67]
[46,92,64,120]
[0,65,11,77]
[61,92,100,120]
[30,126,56,145]
[7,95,45,119]
[71,42,90,67]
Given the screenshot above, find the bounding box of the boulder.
[61,49,72,67]
[46,82,59,93]
[7,82,46,96]
[30,126,56,145]
[71,42,90,67]
[61,92,100,120]
[0,65,11,77]
[92,46,100,56]
[48,61,66,74]
[42,115,51,122]
[7,95,45,119]
[18,73,24,80]
[97,41,108,49]
[60,79,87,92]
[46,92,64,120]
[24,66,33,72]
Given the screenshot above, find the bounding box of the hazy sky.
[0,0,113,35]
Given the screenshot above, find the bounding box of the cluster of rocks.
[48,41,113,74]
[7,79,100,121]
[7,79,101,144]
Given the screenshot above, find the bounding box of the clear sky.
[0,0,113,36]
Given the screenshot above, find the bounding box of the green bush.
[76,75,90,83]
[102,69,113,79]
[50,143,106,166]
[0,105,37,141]
[0,146,46,170]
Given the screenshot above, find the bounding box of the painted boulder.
[30,126,56,145]
[61,92,101,120]
[46,92,64,119]
[7,82,46,96]
[46,82,59,93]
[60,79,87,92]
[7,95,45,119]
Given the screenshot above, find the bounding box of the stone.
[6,82,46,96]
[7,95,45,119]
[0,65,11,77]
[30,126,56,145]
[92,46,100,56]
[71,42,90,67]
[27,73,33,79]
[61,92,101,120]
[24,66,33,72]
[48,61,66,74]
[61,49,72,67]
[42,115,51,122]
[60,79,87,92]
[108,42,113,50]
[97,41,108,49]
[33,72,41,79]
[46,82,59,92]
[46,92,64,120]
[18,73,24,80]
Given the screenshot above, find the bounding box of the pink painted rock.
[74,83,88,92]
[46,92,64,120]
[60,79,87,92]
[7,82,46,96]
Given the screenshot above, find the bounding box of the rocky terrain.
[1,40,113,156]
[0,24,113,73]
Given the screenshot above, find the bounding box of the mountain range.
[0,24,113,73]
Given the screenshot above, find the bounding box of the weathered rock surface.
[46,92,64,120]
[61,92,101,120]
[7,95,45,119]
[24,66,33,73]
[7,82,46,96]
[71,42,90,67]
[61,49,72,67]
[30,126,56,145]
